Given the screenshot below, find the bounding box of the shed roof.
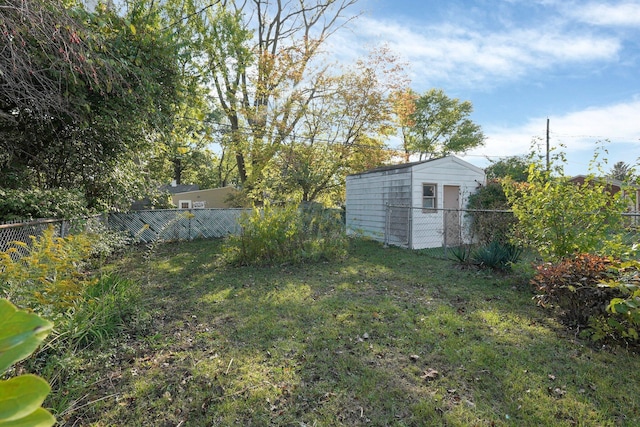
[347,156,484,177]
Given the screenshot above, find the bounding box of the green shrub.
[0,188,88,221]
[0,226,95,315]
[84,220,132,263]
[504,165,627,262]
[466,181,517,245]
[597,260,640,342]
[223,203,347,266]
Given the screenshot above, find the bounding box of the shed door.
[443,185,461,246]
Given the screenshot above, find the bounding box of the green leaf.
[0,407,55,427]
[0,300,53,373]
[0,375,50,422]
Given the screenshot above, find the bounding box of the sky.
[333,0,640,176]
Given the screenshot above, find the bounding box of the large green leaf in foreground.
[0,299,55,427]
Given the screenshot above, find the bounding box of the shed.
[345,156,485,249]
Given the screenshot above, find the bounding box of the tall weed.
[223,203,347,266]
[61,273,141,350]
[0,226,94,315]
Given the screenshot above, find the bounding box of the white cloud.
[465,98,640,174]
[570,2,640,26]
[333,16,620,89]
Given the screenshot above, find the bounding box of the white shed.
[345,156,485,249]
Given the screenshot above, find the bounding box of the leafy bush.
[83,219,132,263]
[504,164,627,261]
[0,299,55,427]
[466,181,517,245]
[531,254,621,326]
[596,261,640,342]
[0,188,88,221]
[0,226,95,315]
[223,203,347,266]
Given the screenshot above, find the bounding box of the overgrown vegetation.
[0,225,142,424]
[0,188,89,221]
[504,162,628,262]
[501,149,640,344]
[28,238,640,426]
[223,203,348,266]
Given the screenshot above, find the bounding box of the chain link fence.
[3,208,640,260]
[385,206,640,259]
[0,215,108,253]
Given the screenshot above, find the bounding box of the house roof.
[348,156,484,177]
[160,184,200,194]
[569,175,640,190]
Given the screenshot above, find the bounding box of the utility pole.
[546,118,550,172]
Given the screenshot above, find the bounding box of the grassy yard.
[50,238,640,426]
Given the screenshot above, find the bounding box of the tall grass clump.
[223,202,347,266]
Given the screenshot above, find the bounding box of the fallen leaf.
[421,368,439,380]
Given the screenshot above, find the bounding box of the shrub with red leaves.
[531,254,622,326]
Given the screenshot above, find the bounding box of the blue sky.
[332,0,640,176]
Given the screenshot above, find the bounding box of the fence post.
[443,209,448,256]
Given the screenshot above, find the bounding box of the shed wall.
[346,168,411,244]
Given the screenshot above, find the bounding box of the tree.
[266,48,404,204]
[0,0,123,124]
[608,161,635,182]
[0,0,184,210]
[407,89,485,160]
[503,156,627,261]
[198,0,359,195]
[485,155,531,182]
[389,88,418,162]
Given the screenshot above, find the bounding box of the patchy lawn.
[49,239,640,426]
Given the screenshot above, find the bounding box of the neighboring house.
[346,156,485,249]
[172,186,238,209]
[130,183,199,211]
[569,175,640,212]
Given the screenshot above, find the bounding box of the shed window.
[178,200,192,209]
[422,184,437,211]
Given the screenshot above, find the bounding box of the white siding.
[346,168,411,243]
